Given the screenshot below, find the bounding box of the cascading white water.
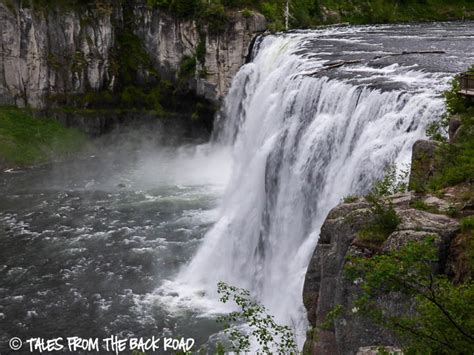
[158,28,452,347]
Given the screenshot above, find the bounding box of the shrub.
[179,56,197,78]
[343,194,359,203]
[121,85,147,107]
[202,3,228,33]
[426,65,474,190]
[356,164,405,247]
[409,199,439,214]
[216,281,297,354]
[196,35,207,65]
[169,0,202,18]
[242,8,253,18]
[357,195,400,246]
[444,68,474,116]
[345,237,474,354]
[425,113,449,142]
[461,216,474,232]
[371,164,408,197]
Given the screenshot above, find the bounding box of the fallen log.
[374,50,446,59]
[303,59,363,76]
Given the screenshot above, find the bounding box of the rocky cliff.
[302,137,473,354]
[0,1,266,108]
[302,189,473,354]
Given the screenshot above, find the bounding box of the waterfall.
[159,29,449,347]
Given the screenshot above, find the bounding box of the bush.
[216,281,297,354]
[356,164,405,247]
[357,195,400,246]
[409,199,440,214]
[343,194,359,203]
[425,67,474,190]
[242,8,253,17]
[444,66,474,116]
[121,85,147,107]
[179,56,197,78]
[196,35,207,64]
[202,3,228,33]
[461,216,474,232]
[371,164,408,197]
[170,0,202,18]
[345,237,474,354]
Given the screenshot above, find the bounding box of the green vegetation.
[357,194,400,247]
[216,281,297,354]
[409,199,442,214]
[371,164,408,197]
[346,237,474,354]
[320,303,343,330]
[355,164,405,247]
[178,56,197,84]
[6,0,473,31]
[425,65,474,191]
[150,0,474,30]
[150,0,473,31]
[343,194,359,203]
[461,216,474,278]
[329,0,473,25]
[462,216,474,232]
[147,0,230,31]
[0,107,87,168]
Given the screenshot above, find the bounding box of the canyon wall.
[0,1,266,108]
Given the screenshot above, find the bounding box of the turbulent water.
[1,22,473,353]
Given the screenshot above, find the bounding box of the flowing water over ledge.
[1,22,473,353]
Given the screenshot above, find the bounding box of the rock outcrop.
[408,140,441,192]
[0,1,266,108]
[302,188,472,354]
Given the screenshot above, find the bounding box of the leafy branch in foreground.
[345,237,474,354]
[216,281,297,354]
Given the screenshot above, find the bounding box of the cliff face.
[0,1,266,108]
[302,192,466,354]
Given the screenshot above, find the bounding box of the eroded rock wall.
[0,1,266,108]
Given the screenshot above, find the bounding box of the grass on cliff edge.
[0,107,87,168]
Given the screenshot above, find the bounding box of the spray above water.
[157,24,471,348]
